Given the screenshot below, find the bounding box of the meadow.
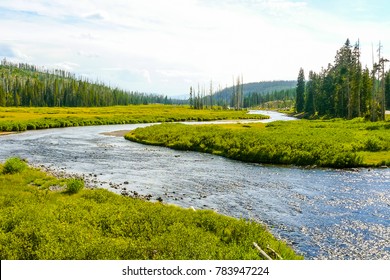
[0,158,301,260]
[0,105,268,132]
[125,118,390,168]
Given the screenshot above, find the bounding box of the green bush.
[364,138,382,152]
[66,178,84,194]
[2,157,28,174]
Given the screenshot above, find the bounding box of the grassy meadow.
[0,105,268,132]
[125,118,390,168]
[0,158,301,260]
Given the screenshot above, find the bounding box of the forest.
[0,58,299,111]
[0,60,180,107]
[296,39,390,121]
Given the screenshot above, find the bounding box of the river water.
[0,111,389,260]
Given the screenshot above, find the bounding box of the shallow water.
[0,112,389,259]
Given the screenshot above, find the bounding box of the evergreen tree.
[295,68,305,113]
[189,86,193,108]
[209,81,213,109]
[385,71,390,110]
[304,71,316,115]
[360,67,373,117]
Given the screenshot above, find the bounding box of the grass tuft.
[65,178,85,194]
[2,157,28,174]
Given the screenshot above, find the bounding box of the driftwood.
[253,242,272,260]
[267,245,283,260]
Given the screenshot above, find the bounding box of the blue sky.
[1,0,389,96]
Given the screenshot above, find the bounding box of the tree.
[334,39,352,118]
[360,67,372,117]
[209,81,213,109]
[350,40,362,118]
[304,71,317,115]
[297,39,386,121]
[189,86,193,108]
[295,68,305,113]
[385,71,390,110]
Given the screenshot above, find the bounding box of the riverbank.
[0,131,17,136]
[0,158,302,260]
[125,119,390,168]
[0,105,268,132]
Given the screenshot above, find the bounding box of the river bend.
[0,112,389,259]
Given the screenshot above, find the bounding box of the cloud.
[77,50,99,58]
[84,11,107,21]
[157,69,203,78]
[0,44,16,57]
[141,70,152,84]
[52,62,79,72]
[0,0,389,95]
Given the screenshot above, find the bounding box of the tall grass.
[0,161,301,260]
[0,105,268,132]
[125,119,390,168]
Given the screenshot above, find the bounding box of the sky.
[0,0,389,97]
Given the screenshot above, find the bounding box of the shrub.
[364,138,382,152]
[2,157,28,174]
[66,178,84,194]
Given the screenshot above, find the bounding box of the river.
[0,111,389,260]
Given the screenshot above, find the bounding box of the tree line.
[295,39,390,121]
[189,79,296,110]
[244,88,295,108]
[0,60,177,107]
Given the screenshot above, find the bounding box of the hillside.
[214,80,295,98]
[0,60,175,107]
[210,80,296,107]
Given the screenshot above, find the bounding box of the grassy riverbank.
[0,105,268,132]
[125,119,390,168]
[0,158,301,260]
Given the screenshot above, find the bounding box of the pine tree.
[295,68,305,113]
[304,71,316,115]
[209,81,213,109]
[385,71,390,110]
[360,67,372,117]
[189,86,193,108]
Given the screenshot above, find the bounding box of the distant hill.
[208,80,296,106]
[215,80,296,97]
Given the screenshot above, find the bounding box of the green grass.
[65,178,84,194]
[0,105,268,132]
[2,157,28,174]
[0,161,301,260]
[125,118,390,168]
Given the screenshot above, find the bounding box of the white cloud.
[0,0,389,95]
[53,62,79,72]
[77,50,100,58]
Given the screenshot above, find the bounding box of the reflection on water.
[0,112,389,259]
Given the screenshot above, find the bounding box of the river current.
[0,111,389,259]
